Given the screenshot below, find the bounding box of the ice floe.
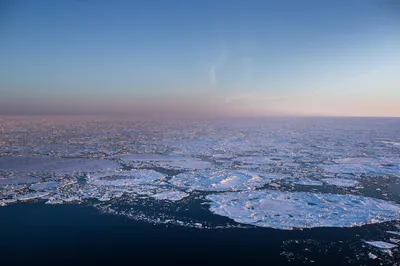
[14,192,50,201]
[322,178,360,188]
[151,191,189,201]
[116,154,212,170]
[320,157,400,175]
[170,170,270,191]
[364,241,397,249]
[29,181,60,191]
[389,238,400,244]
[293,179,323,186]
[88,169,164,187]
[206,190,400,229]
[387,231,400,236]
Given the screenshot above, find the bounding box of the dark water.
[1,203,397,266]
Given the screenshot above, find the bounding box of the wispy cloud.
[209,49,229,88]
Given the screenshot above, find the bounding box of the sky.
[0,0,399,117]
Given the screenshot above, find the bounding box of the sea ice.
[387,231,400,236]
[0,156,119,174]
[45,198,63,204]
[380,140,400,147]
[206,190,400,229]
[116,154,212,170]
[88,169,164,187]
[322,178,360,188]
[0,176,40,185]
[389,238,400,244]
[170,170,269,191]
[157,159,212,170]
[151,191,189,201]
[29,181,60,191]
[293,179,323,186]
[364,241,397,249]
[14,192,50,201]
[320,157,400,175]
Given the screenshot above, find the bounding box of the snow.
[206,190,400,229]
[170,170,269,191]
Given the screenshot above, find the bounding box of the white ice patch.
[206,190,400,229]
[320,157,400,175]
[389,238,400,244]
[322,178,360,188]
[14,192,50,201]
[293,179,323,186]
[29,181,60,191]
[151,191,189,201]
[364,241,397,249]
[379,140,400,147]
[170,170,269,191]
[0,156,119,174]
[88,169,164,187]
[387,231,400,236]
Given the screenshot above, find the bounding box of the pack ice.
[169,170,274,191]
[116,154,212,170]
[206,190,400,230]
[0,156,119,174]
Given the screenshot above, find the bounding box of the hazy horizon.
[1,0,399,117]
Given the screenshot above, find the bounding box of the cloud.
[209,49,229,88]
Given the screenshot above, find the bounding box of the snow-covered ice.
[151,191,189,201]
[387,231,400,236]
[389,238,400,244]
[88,169,164,186]
[322,178,360,188]
[364,241,397,249]
[116,154,212,170]
[293,179,323,186]
[206,190,400,229]
[170,170,269,191]
[29,181,60,191]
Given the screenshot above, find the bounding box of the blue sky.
[0,0,399,116]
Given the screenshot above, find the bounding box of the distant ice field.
[0,117,399,232]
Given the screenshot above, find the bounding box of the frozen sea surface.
[322,178,360,188]
[117,154,212,170]
[0,156,119,174]
[206,190,400,229]
[0,176,39,185]
[1,117,400,265]
[364,241,398,249]
[170,170,270,191]
[88,169,164,186]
